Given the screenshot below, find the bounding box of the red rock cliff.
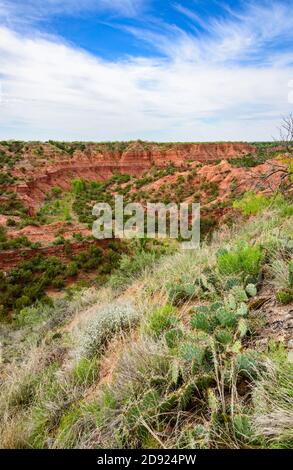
[5,142,256,213]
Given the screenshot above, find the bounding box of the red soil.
[0,239,109,271]
[8,221,91,244]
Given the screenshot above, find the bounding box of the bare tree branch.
[252,115,293,196]
[278,113,293,150]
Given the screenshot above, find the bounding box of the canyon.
[0,141,285,272]
[3,141,257,213]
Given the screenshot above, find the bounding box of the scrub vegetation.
[0,197,292,449]
[0,139,292,449]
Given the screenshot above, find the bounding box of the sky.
[0,0,293,141]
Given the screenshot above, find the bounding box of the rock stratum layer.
[4,142,256,213]
[1,141,286,273]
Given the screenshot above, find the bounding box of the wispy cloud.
[0,1,292,140]
[159,1,293,64]
[0,0,146,25]
[99,0,146,16]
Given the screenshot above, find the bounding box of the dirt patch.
[249,288,293,348]
[85,330,139,401]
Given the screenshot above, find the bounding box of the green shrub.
[15,295,31,311]
[233,192,291,217]
[217,244,263,279]
[276,289,293,305]
[233,192,271,216]
[0,225,6,242]
[51,186,62,197]
[16,302,52,327]
[135,176,154,189]
[73,245,102,271]
[146,305,178,337]
[0,255,66,315]
[0,172,15,184]
[6,217,17,227]
[72,232,84,242]
[110,173,131,184]
[0,234,36,251]
[53,236,66,246]
[52,276,66,289]
[228,153,266,168]
[0,191,28,216]
[109,249,157,289]
[66,262,79,277]
[71,179,86,194]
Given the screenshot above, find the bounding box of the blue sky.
[0,0,293,141]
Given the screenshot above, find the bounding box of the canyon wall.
[7,142,256,213]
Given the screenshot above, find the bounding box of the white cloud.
[0,1,292,141]
[99,0,145,16]
[149,1,293,64]
[0,0,145,24]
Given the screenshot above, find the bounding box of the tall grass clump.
[217,243,263,281]
[252,362,293,448]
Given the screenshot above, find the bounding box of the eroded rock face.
[0,240,109,270]
[5,142,257,213]
[0,141,289,273]
[119,142,256,165]
[8,221,92,244]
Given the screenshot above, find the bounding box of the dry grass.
[252,361,293,447]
